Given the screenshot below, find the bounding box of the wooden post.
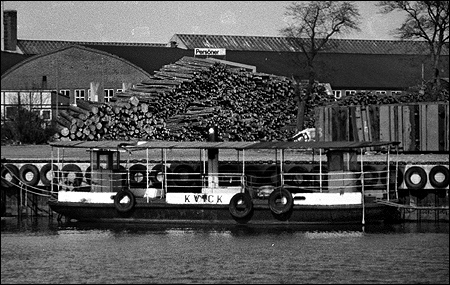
[208,149,219,189]
[361,148,365,225]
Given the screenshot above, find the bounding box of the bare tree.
[280,1,361,130]
[377,1,449,100]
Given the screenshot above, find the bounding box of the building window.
[333,90,342,99]
[74,89,85,102]
[5,106,18,118]
[19,92,32,107]
[116,89,124,93]
[391,91,402,96]
[41,109,51,120]
[104,89,114,102]
[345,90,356,96]
[60,89,70,96]
[375,90,387,95]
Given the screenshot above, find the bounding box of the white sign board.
[292,192,362,205]
[166,193,234,204]
[194,48,226,56]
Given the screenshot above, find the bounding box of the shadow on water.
[2,216,448,236]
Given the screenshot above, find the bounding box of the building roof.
[16,39,168,55]
[49,140,400,151]
[170,34,449,55]
[1,45,152,79]
[16,35,449,56]
[1,51,32,75]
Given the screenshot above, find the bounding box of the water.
[1,217,449,284]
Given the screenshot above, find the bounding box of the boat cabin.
[89,149,126,192]
[326,149,360,192]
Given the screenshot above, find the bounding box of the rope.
[375,199,450,210]
[1,176,53,197]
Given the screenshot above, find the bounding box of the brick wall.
[1,46,152,102]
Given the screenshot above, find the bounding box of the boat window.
[95,151,120,170]
[327,150,358,171]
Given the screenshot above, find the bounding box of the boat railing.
[53,169,129,192]
[281,168,394,198]
[168,172,244,188]
[51,165,396,200]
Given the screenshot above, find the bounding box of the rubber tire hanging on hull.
[380,166,403,189]
[362,165,379,189]
[84,166,93,185]
[61,164,83,187]
[263,165,281,186]
[310,166,328,190]
[268,188,293,215]
[218,164,241,187]
[404,166,427,190]
[170,164,197,187]
[129,164,147,188]
[19,164,40,186]
[40,163,59,186]
[1,164,20,189]
[428,165,449,189]
[229,192,253,220]
[286,166,309,187]
[150,164,170,188]
[114,189,136,213]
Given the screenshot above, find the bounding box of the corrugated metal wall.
[315,102,449,152]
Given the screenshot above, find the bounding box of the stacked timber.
[53,98,168,141]
[53,56,333,142]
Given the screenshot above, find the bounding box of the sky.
[1,1,406,44]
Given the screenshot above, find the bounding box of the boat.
[47,136,402,225]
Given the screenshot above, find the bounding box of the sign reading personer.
[194,48,226,56]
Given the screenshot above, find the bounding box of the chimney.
[3,10,17,52]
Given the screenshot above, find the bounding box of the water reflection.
[2,216,448,236]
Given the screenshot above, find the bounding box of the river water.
[1,217,449,284]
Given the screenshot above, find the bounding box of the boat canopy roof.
[49,140,400,151]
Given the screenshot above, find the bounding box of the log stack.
[53,56,333,142]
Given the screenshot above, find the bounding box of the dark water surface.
[1,217,449,284]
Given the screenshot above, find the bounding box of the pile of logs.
[53,56,333,142]
[53,98,169,141]
[329,90,449,107]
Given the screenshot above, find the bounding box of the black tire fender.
[229,192,253,219]
[171,164,197,187]
[263,165,281,186]
[1,164,20,188]
[84,166,92,185]
[150,164,170,187]
[268,187,293,215]
[129,164,147,188]
[19,164,40,186]
[380,166,403,189]
[404,166,427,190]
[286,166,309,187]
[218,164,241,187]
[428,165,449,189]
[310,165,328,190]
[114,190,136,213]
[61,164,83,187]
[363,165,379,187]
[40,163,59,186]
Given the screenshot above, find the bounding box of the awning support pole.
[361,148,365,225]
